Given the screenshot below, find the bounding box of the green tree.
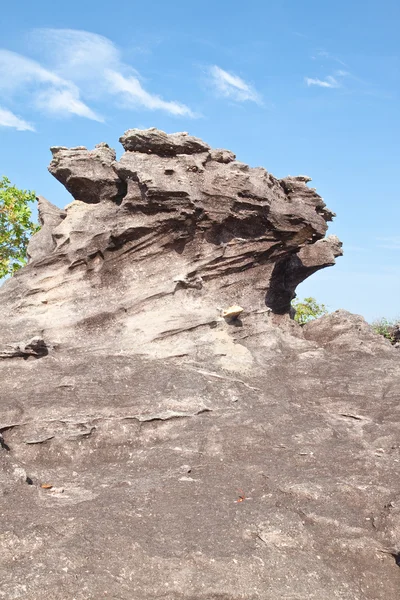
[0,176,38,279]
[292,296,328,325]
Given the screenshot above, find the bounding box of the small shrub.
[371,317,399,344]
[292,296,328,325]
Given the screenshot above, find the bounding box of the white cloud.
[208,65,262,104]
[105,70,194,116]
[35,88,102,121]
[335,70,350,77]
[0,106,35,131]
[0,29,195,128]
[305,75,341,89]
[305,69,350,90]
[32,29,120,79]
[0,50,60,89]
[31,28,194,117]
[0,49,103,122]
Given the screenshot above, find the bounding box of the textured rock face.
[1,129,400,599]
[30,127,342,343]
[48,142,126,203]
[303,309,396,354]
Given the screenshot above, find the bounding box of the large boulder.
[0,129,399,599]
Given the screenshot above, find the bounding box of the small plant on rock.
[292,296,328,325]
[371,317,399,344]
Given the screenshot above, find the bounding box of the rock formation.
[0,129,399,599]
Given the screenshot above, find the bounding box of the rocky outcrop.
[0,129,399,599]
[29,127,343,331]
[303,309,395,354]
[2,127,345,360]
[48,142,126,203]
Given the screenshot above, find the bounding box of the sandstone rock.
[26,196,66,262]
[266,235,343,313]
[0,129,399,599]
[48,142,126,203]
[303,309,394,354]
[119,127,211,155]
[221,305,244,319]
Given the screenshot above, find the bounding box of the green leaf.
[292,296,328,325]
[0,176,39,279]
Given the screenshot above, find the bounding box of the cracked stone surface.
[0,129,399,599]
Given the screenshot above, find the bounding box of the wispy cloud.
[32,29,194,117]
[0,28,195,131]
[315,51,348,68]
[105,70,193,116]
[305,75,341,89]
[305,70,349,89]
[35,88,102,120]
[0,49,103,122]
[0,106,35,131]
[208,65,262,104]
[31,29,120,81]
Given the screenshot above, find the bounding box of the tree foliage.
[0,176,39,279]
[292,296,328,325]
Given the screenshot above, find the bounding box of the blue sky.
[0,0,399,321]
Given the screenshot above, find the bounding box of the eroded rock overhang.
[39,128,343,316]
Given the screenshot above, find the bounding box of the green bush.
[371,317,398,344]
[292,296,328,325]
[0,176,39,278]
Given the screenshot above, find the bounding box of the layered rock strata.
[1,130,399,600]
[5,128,342,355]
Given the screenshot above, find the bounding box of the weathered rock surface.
[48,142,126,204]
[0,336,48,359]
[0,129,399,599]
[26,195,66,262]
[303,310,396,355]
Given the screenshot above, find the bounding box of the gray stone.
[48,143,126,203]
[303,309,395,354]
[0,129,399,599]
[119,127,211,155]
[27,196,66,262]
